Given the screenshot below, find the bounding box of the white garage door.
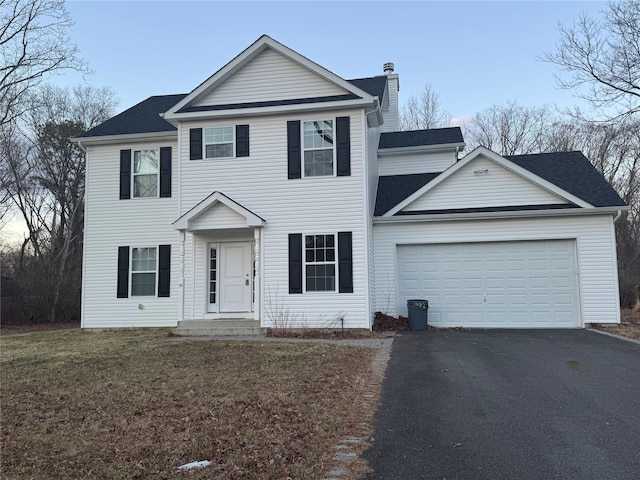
[397,240,581,328]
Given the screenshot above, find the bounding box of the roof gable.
[165,35,375,119]
[401,154,569,213]
[383,147,594,216]
[173,192,265,231]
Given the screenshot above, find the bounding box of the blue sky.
[59,0,607,122]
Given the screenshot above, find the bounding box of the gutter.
[71,130,178,146]
[378,142,466,157]
[373,205,630,224]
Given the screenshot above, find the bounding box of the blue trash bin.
[407,299,428,331]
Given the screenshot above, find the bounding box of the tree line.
[399,1,639,310]
[0,0,637,324]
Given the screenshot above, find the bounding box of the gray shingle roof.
[79,76,387,138]
[347,76,388,101]
[375,173,441,216]
[375,151,626,217]
[506,151,626,207]
[379,128,464,149]
[79,94,187,138]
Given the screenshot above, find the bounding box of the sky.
[58,0,608,123]
[2,0,608,243]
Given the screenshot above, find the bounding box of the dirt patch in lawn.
[1,329,377,479]
[592,309,640,340]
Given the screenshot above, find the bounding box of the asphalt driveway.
[363,329,640,480]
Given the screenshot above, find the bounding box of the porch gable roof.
[173,191,266,231]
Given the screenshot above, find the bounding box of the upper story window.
[133,149,159,198]
[303,120,334,177]
[205,126,234,158]
[120,147,171,200]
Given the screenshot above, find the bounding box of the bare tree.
[1,84,116,323]
[399,84,451,130]
[542,0,640,121]
[464,102,558,155]
[0,0,86,126]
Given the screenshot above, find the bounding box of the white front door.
[219,242,252,313]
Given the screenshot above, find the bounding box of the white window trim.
[301,119,336,178]
[130,246,158,297]
[132,148,160,199]
[303,232,337,293]
[204,126,235,159]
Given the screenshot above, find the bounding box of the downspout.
[613,210,623,222]
[77,139,87,328]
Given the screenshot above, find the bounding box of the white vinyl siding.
[82,140,179,328]
[179,108,369,328]
[404,156,567,212]
[378,150,457,176]
[373,214,621,325]
[194,48,348,107]
[380,75,399,132]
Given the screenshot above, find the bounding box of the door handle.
[245,279,250,286]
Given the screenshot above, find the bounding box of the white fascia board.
[173,191,266,230]
[165,98,373,122]
[378,142,465,157]
[374,206,628,224]
[165,35,375,118]
[71,131,177,146]
[384,146,592,216]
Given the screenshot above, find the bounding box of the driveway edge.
[321,336,394,480]
[586,327,640,345]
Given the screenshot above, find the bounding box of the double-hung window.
[303,120,334,177]
[305,234,336,291]
[205,126,234,158]
[133,149,159,198]
[131,247,156,296]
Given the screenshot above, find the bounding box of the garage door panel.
[397,239,580,328]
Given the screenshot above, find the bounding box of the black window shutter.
[338,232,353,293]
[117,246,129,298]
[189,128,203,160]
[336,116,351,176]
[158,245,171,297]
[119,150,131,199]
[159,147,171,198]
[287,120,301,179]
[236,124,250,157]
[288,233,303,294]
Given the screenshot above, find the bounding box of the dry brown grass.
[1,329,376,479]
[593,309,640,340]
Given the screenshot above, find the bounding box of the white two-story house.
[76,35,627,332]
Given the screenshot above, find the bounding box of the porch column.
[178,230,185,321]
[254,228,261,322]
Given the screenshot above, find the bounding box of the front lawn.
[1,329,376,479]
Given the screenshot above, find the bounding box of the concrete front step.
[172,319,265,336]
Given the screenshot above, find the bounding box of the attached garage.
[374,147,626,329]
[397,239,581,328]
